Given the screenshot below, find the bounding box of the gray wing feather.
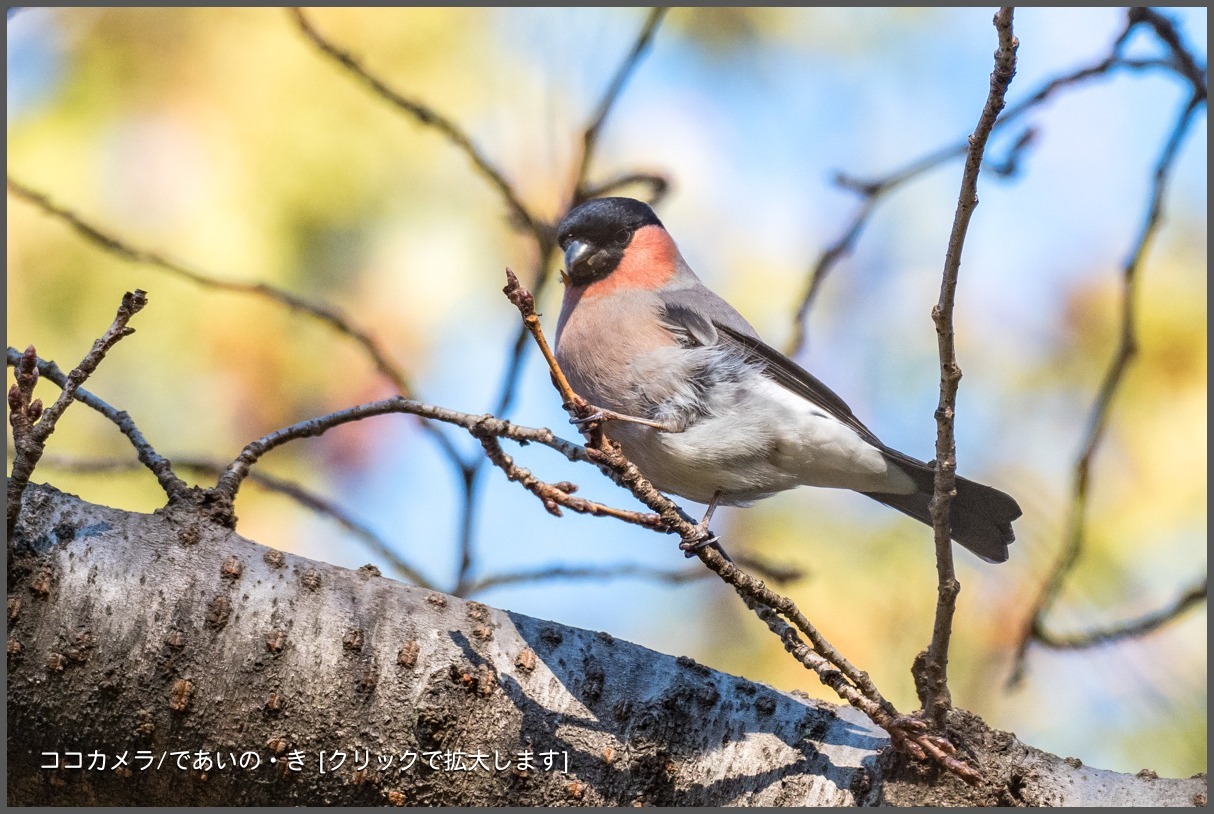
[656,288,878,443]
[712,323,884,448]
[657,287,760,344]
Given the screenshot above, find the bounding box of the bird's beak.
[563,240,593,275]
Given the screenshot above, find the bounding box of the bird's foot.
[679,530,719,556]
[680,491,725,557]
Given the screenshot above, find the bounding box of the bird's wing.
[656,287,758,345]
[712,323,886,449]
[656,288,885,447]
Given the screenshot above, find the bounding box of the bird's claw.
[569,410,607,430]
[679,530,719,557]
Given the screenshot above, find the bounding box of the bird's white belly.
[610,377,915,505]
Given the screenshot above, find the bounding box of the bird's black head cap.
[556,197,664,285]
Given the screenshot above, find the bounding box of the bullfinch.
[552,196,1021,563]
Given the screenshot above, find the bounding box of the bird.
[551,196,1021,563]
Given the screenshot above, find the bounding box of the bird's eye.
[614,229,630,245]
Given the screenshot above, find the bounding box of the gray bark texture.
[6,482,1207,806]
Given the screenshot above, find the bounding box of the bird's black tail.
[863,453,1021,563]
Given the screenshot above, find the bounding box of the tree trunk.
[7,482,1206,806]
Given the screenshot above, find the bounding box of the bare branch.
[7,178,419,399]
[502,268,585,414]
[451,464,484,598]
[572,7,668,203]
[464,550,805,596]
[476,433,665,532]
[215,397,589,504]
[1036,574,1207,651]
[7,290,150,535]
[786,13,1192,356]
[38,290,148,435]
[918,7,1018,726]
[578,171,670,207]
[1009,91,1205,687]
[465,563,707,595]
[785,194,878,357]
[6,348,187,501]
[288,7,540,237]
[5,175,469,480]
[1126,7,1207,101]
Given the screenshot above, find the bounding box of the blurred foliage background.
[7,7,1206,778]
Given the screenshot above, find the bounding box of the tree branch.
[5,178,425,404]
[6,348,187,501]
[465,550,806,596]
[7,290,150,536]
[5,173,473,531]
[1009,92,1206,686]
[287,7,541,237]
[215,399,588,504]
[15,484,1203,804]
[917,7,1018,725]
[1035,574,1207,650]
[476,434,665,531]
[786,8,1197,356]
[572,7,668,204]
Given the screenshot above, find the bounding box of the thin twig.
[1126,7,1207,101]
[578,172,670,206]
[465,549,805,595]
[786,194,877,357]
[466,564,705,595]
[1035,574,1207,650]
[477,434,665,531]
[215,398,589,504]
[288,7,540,237]
[7,179,415,398]
[786,16,1187,358]
[502,269,583,411]
[451,464,483,597]
[572,7,668,203]
[491,235,562,420]
[918,7,1018,726]
[7,291,150,535]
[5,175,469,480]
[6,348,187,500]
[1008,92,1205,687]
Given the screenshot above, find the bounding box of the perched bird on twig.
[553,197,1021,563]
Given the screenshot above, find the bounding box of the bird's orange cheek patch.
[581,225,680,299]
